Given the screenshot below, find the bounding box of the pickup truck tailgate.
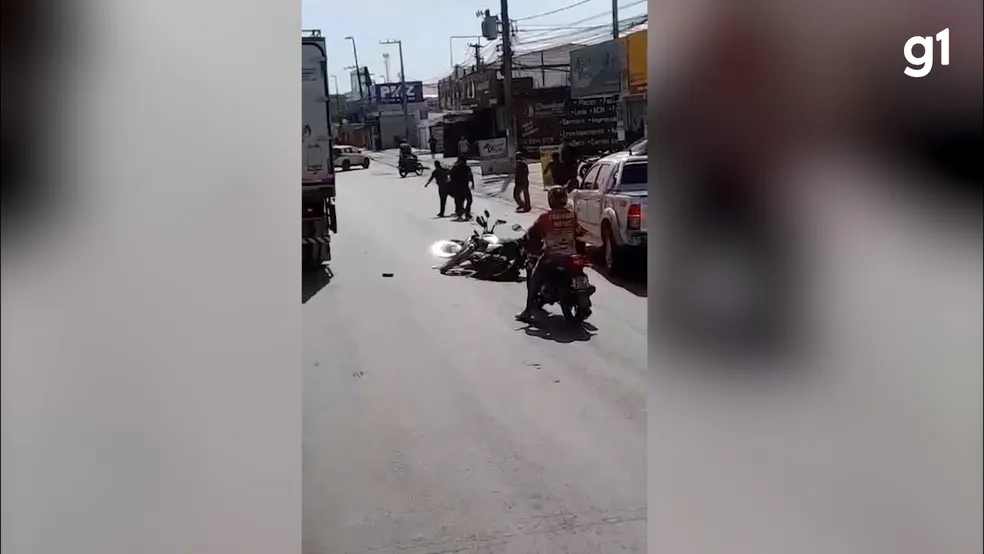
[620,190,648,233]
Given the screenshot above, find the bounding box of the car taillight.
[571,256,587,268]
[627,204,641,230]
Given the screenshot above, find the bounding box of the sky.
[301,0,647,92]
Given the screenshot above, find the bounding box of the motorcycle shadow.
[440,266,526,283]
[517,313,597,343]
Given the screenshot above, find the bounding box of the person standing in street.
[428,135,438,158]
[559,137,577,184]
[513,158,531,212]
[424,160,451,217]
[457,136,470,159]
[449,155,475,220]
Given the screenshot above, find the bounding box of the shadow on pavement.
[519,313,597,343]
[302,266,334,304]
[586,247,648,298]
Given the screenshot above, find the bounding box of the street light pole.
[381,39,411,146]
[330,75,342,118]
[344,36,364,101]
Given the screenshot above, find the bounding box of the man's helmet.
[546,186,568,209]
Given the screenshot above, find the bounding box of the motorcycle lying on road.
[438,211,527,281]
[398,156,425,178]
[438,211,596,324]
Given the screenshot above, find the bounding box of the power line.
[513,1,646,42]
[514,0,595,22]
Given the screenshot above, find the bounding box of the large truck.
[301,30,337,270]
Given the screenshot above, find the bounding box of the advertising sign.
[569,40,624,98]
[625,30,647,94]
[374,81,424,105]
[477,137,507,160]
[477,138,510,176]
[560,94,621,154]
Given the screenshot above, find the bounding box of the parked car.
[569,151,648,274]
[332,145,370,171]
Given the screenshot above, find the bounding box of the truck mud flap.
[327,198,337,233]
[302,236,331,264]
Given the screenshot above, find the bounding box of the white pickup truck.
[570,151,648,274]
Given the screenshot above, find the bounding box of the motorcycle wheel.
[414,165,424,176]
[439,243,475,274]
[398,166,408,178]
[561,294,593,324]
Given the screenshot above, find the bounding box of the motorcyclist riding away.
[398,140,416,169]
[516,186,582,323]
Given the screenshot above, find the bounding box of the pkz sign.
[374,81,424,105]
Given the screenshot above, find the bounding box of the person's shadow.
[517,313,597,343]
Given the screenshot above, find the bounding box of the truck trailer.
[301,30,337,269]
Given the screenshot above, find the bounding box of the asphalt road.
[302,163,647,554]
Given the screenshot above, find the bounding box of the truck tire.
[602,222,627,276]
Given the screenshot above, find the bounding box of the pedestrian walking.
[449,155,475,220]
[428,135,438,158]
[457,136,470,159]
[513,158,531,212]
[424,160,451,217]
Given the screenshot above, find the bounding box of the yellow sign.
[539,146,559,186]
[625,30,647,94]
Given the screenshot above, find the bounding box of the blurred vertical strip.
[648,0,981,553]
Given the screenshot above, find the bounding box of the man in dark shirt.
[513,158,531,212]
[424,160,451,217]
[449,155,475,220]
[428,135,438,158]
[559,138,577,183]
[544,152,568,190]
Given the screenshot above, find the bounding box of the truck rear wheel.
[602,223,627,276]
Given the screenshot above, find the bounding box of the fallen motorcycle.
[437,211,526,281]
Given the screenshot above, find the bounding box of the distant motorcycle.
[438,211,526,281]
[398,156,425,178]
[576,150,616,180]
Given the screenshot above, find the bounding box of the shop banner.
[569,40,624,98]
[625,30,647,94]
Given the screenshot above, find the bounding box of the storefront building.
[621,30,648,144]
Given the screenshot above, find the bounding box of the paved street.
[370,149,554,212]
[302,161,647,553]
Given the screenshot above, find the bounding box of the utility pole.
[382,53,391,82]
[499,0,516,165]
[381,39,411,146]
[449,35,482,69]
[611,0,619,39]
[468,43,482,68]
